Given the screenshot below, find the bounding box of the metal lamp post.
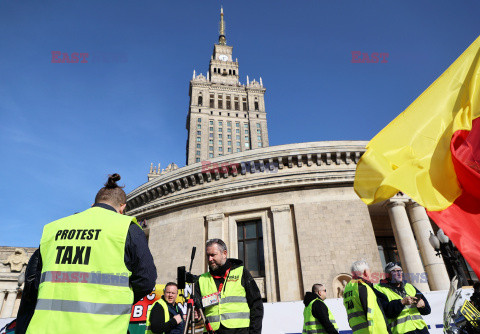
[429,229,469,287]
[17,271,25,292]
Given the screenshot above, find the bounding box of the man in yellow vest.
[22,173,157,334]
[303,283,339,334]
[195,238,263,334]
[343,260,413,334]
[374,262,431,334]
[146,282,185,334]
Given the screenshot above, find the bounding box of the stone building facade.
[126,142,452,301]
[0,247,37,319]
[186,8,269,165]
[0,6,463,323]
[126,8,457,302]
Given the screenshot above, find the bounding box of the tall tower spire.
[219,6,226,45]
[186,8,268,165]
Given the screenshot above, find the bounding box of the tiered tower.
[186,8,269,165]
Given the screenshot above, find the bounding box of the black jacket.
[149,297,185,334]
[15,249,41,334]
[195,258,264,334]
[303,292,338,334]
[375,282,431,334]
[15,204,157,334]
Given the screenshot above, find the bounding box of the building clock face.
[219,54,228,61]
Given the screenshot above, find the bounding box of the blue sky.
[1,0,479,247]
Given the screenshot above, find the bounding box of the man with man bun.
[21,174,157,334]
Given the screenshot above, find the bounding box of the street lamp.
[429,229,469,286]
[17,271,25,292]
[428,232,441,253]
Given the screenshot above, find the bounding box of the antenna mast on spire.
[219,6,226,45]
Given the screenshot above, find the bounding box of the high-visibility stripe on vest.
[198,266,250,331]
[145,298,170,334]
[374,283,428,334]
[343,279,388,334]
[302,297,339,334]
[26,207,139,334]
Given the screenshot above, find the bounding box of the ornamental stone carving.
[193,73,207,82]
[3,248,29,272]
[162,163,179,174]
[333,274,352,298]
[128,142,368,216]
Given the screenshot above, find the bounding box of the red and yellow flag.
[354,36,480,278]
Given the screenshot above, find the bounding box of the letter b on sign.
[132,305,143,318]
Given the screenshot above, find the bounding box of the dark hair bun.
[105,173,121,189]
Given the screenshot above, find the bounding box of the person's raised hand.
[401,296,413,305]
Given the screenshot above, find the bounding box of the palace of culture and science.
[186,8,269,165]
[125,9,458,302]
[0,9,464,320]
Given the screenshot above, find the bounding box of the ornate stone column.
[385,200,430,291]
[406,201,450,290]
[205,213,225,241]
[1,290,18,318]
[271,205,302,301]
[0,290,5,316]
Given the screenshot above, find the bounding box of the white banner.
[263,290,448,333]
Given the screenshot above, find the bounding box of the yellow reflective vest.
[303,297,339,334]
[198,266,250,331]
[145,298,170,334]
[374,283,428,334]
[27,207,139,334]
[343,279,388,333]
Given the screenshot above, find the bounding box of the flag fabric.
[354,35,480,278]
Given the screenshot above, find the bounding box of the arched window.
[198,93,203,106]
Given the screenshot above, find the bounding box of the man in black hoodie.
[195,239,263,334]
[303,283,339,334]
